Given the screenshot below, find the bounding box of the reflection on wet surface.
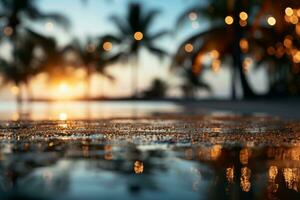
[0,115,300,199]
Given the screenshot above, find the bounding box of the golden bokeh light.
[210,50,219,59]
[239,11,248,21]
[239,19,247,27]
[224,16,234,25]
[59,112,68,121]
[103,41,113,51]
[226,167,234,183]
[267,16,276,26]
[239,39,249,52]
[212,59,221,73]
[210,145,222,160]
[3,26,13,36]
[268,166,278,181]
[285,7,294,16]
[290,15,299,24]
[293,51,300,63]
[296,24,300,36]
[184,43,194,53]
[240,167,251,192]
[284,37,293,48]
[10,86,19,95]
[134,31,143,41]
[58,82,70,94]
[12,112,19,121]
[297,9,300,17]
[134,160,144,174]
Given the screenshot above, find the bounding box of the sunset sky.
[0,0,268,100]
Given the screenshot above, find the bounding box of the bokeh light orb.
[184,43,194,53]
[134,31,143,41]
[103,42,113,51]
[267,16,276,26]
[239,11,248,21]
[225,16,234,25]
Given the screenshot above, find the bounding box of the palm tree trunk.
[26,82,33,101]
[231,67,237,100]
[131,57,138,98]
[16,83,22,104]
[233,1,255,99]
[86,68,91,99]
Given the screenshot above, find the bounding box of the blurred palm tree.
[173,0,258,99]
[27,30,71,84]
[0,0,69,37]
[250,1,300,96]
[0,30,44,102]
[180,68,211,98]
[0,0,69,102]
[103,3,169,97]
[64,38,118,98]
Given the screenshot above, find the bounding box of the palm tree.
[250,1,300,96]
[173,0,258,99]
[27,30,71,84]
[0,30,45,102]
[102,3,169,97]
[63,38,117,98]
[0,0,69,36]
[0,0,69,102]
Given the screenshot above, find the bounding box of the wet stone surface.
[0,115,300,199]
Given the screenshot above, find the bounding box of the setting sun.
[58,82,70,93]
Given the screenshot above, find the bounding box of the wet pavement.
[0,115,300,199]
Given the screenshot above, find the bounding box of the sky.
[0,0,268,100]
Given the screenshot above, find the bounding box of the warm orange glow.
[290,15,299,24]
[11,86,19,95]
[134,31,143,41]
[239,148,250,164]
[103,41,113,51]
[184,43,194,53]
[240,167,251,192]
[296,24,300,36]
[239,11,248,21]
[212,59,221,73]
[239,39,249,52]
[239,19,247,27]
[268,166,278,181]
[285,7,294,16]
[3,26,13,36]
[52,82,78,100]
[267,16,276,26]
[210,145,222,160]
[134,161,144,174]
[243,57,253,72]
[59,112,68,121]
[293,51,300,63]
[225,16,234,25]
[226,167,234,183]
[210,50,219,59]
[12,112,19,121]
[284,37,293,48]
[267,46,275,55]
[58,82,70,94]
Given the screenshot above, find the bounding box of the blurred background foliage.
[0,0,299,102]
